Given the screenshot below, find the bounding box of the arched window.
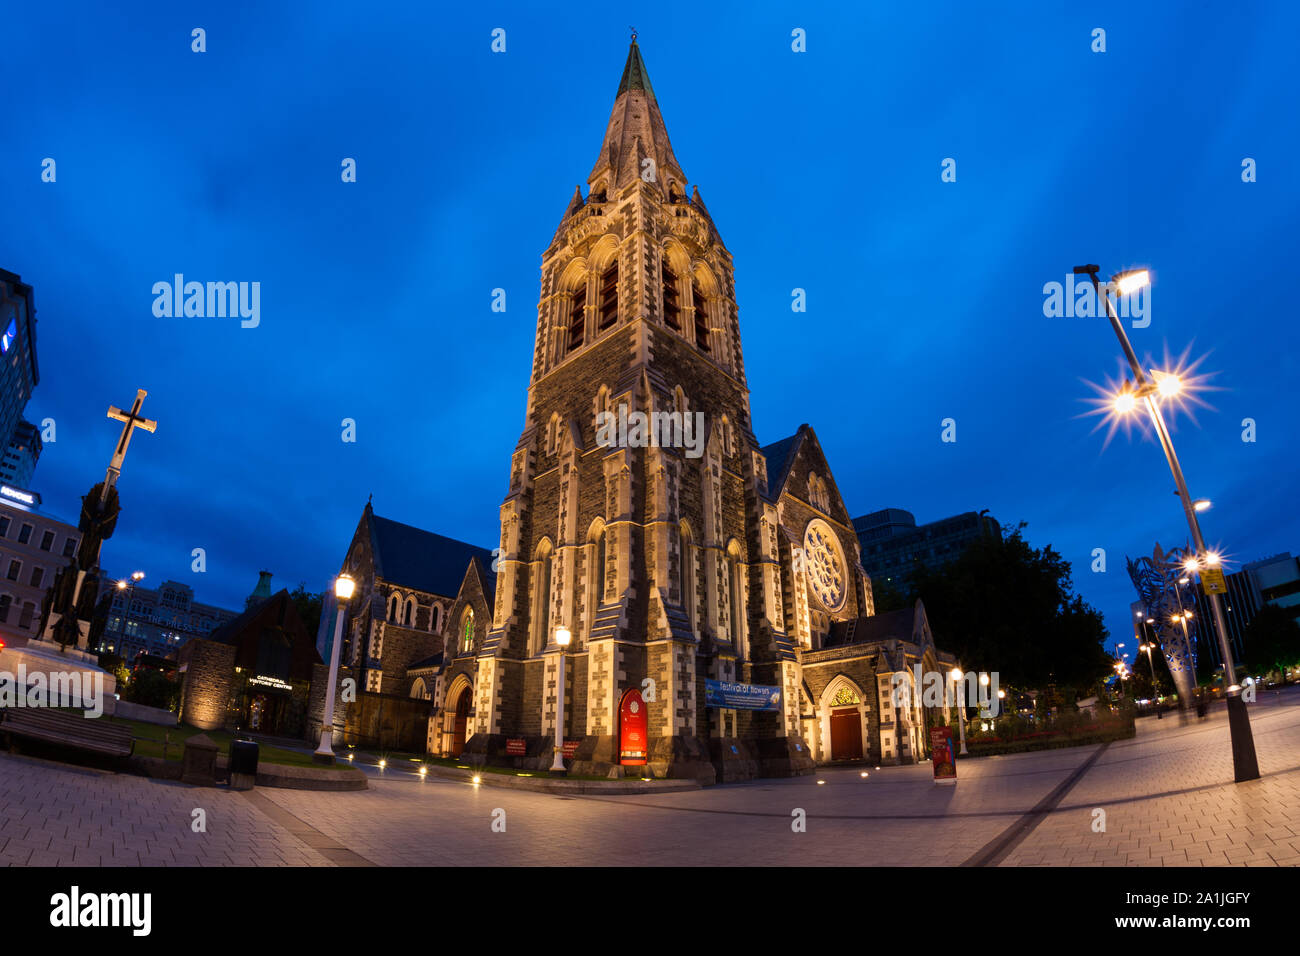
[679,522,697,635]
[662,262,681,330]
[727,540,746,657]
[460,607,475,654]
[532,540,553,655]
[430,604,442,633]
[404,597,416,627]
[388,594,400,623]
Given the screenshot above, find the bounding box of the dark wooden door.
[830,707,863,760]
[451,688,470,757]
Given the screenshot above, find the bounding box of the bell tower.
[474,39,806,783]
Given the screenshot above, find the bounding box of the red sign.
[505,738,526,756]
[563,738,581,759]
[619,688,648,765]
[929,726,956,783]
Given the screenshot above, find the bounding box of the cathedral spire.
[588,39,684,193]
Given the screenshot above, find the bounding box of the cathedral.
[338,40,958,783]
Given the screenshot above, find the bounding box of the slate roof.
[370,513,494,600]
[759,428,805,503]
[825,605,916,648]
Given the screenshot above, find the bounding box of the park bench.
[0,708,135,759]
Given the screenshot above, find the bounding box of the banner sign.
[704,680,781,711]
[929,726,956,783]
[563,738,581,759]
[505,738,526,756]
[619,688,648,765]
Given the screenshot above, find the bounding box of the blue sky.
[3,1,1297,653]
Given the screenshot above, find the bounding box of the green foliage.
[1241,604,1300,676]
[123,670,180,711]
[289,582,324,640]
[907,523,1113,691]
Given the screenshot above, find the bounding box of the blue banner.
[705,679,781,711]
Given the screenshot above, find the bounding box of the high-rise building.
[1194,552,1300,670]
[853,508,1001,589]
[0,271,41,461]
[0,419,42,488]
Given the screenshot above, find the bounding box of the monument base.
[0,641,117,716]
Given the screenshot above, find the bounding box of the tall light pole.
[314,573,355,764]
[1139,639,1162,719]
[108,570,145,656]
[950,667,968,755]
[1075,264,1259,782]
[550,626,572,773]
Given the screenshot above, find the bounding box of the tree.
[1241,604,1300,677]
[290,582,324,639]
[906,523,1112,694]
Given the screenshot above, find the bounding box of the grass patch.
[110,717,322,769]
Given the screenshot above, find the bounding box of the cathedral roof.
[759,427,813,503]
[368,511,494,599]
[588,41,685,192]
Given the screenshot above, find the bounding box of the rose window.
[803,519,846,611]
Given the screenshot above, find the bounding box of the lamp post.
[950,667,968,755]
[108,570,145,656]
[1139,639,1162,719]
[314,573,355,764]
[1075,264,1258,782]
[550,626,572,773]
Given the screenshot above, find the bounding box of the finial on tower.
[630,26,637,43]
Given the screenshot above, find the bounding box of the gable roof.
[759,429,804,503]
[369,511,494,599]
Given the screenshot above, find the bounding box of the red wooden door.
[451,688,470,757]
[830,707,863,760]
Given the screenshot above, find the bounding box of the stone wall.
[178,638,236,731]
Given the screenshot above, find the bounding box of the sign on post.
[1201,566,1228,595]
[929,726,957,785]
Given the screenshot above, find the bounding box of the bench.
[0,708,135,759]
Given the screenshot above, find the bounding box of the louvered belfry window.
[568,285,586,352]
[598,264,618,330]
[663,265,681,330]
[693,285,710,352]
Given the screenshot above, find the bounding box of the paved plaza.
[2,688,1298,867]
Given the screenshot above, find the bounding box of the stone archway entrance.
[451,687,471,757]
[818,677,868,762]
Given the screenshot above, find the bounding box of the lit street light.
[950,667,968,755]
[550,627,572,773]
[1074,263,1258,782]
[314,573,355,764]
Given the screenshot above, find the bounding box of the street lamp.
[1075,263,1258,782]
[550,626,572,773]
[950,667,968,755]
[314,573,355,764]
[109,570,146,656]
[1139,640,1162,719]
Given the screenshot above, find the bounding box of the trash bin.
[229,738,259,791]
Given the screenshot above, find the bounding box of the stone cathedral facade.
[368,41,958,782]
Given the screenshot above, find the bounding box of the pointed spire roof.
[589,41,684,192]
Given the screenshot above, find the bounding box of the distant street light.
[1074,263,1258,782]
[950,667,968,755]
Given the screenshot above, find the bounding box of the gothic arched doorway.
[451,687,471,757]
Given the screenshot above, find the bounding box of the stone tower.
[472,41,829,782]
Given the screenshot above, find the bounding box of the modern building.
[0,484,79,647]
[1193,552,1300,670]
[0,420,42,488]
[0,270,40,460]
[94,577,239,661]
[853,508,1001,589]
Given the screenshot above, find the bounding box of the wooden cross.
[99,388,157,506]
